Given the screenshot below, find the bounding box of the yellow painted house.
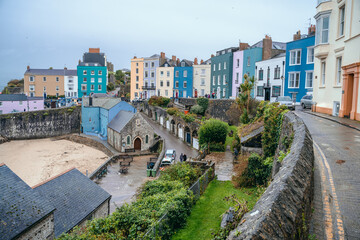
[156,57,176,98]
[130,57,144,100]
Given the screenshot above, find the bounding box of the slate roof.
[0,164,55,240]
[80,52,106,66]
[108,110,136,133]
[33,168,111,237]
[272,52,286,59]
[0,94,28,101]
[24,69,77,76]
[250,40,286,50]
[100,98,122,109]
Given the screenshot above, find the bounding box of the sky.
[0,0,317,90]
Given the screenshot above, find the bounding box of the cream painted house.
[313,0,360,120]
[156,58,176,98]
[130,57,144,100]
[193,59,211,97]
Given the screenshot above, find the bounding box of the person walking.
[180,153,184,162]
[183,154,187,162]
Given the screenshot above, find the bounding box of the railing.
[142,85,156,90]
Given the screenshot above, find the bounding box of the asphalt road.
[296,109,360,240]
[142,113,198,162]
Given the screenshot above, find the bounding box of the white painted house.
[64,69,78,98]
[255,53,286,102]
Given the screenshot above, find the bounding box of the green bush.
[240,153,272,187]
[190,104,204,115]
[209,142,225,152]
[149,96,171,107]
[182,113,196,123]
[240,108,250,124]
[166,107,178,115]
[196,97,209,114]
[199,119,228,145]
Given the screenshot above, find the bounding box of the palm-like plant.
[238,74,256,113]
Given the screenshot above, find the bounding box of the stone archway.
[171,119,176,134]
[177,123,183,140]
[134,137,141,150]
[192,130,199,150]
[184,126,191,144]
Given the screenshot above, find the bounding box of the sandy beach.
[0,138,108,187]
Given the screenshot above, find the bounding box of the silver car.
[161,149,176,165]
[275,96,295,110]
[300,95,314,109]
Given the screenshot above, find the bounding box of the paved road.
[142,114,198,162]
[296,109,360,240]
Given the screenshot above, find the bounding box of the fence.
[142,162,215,239]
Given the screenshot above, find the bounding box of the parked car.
[275,96,295,110]
[300,95,314,109]
[161,149,176,165]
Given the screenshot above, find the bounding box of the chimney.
[211,54,215,58]
[262,35,272,61]
[133,56,137,59]
[176,58,180,66]
[239,42,249,51]
[78,59,81,64]
[293,30,301,41]
[194,58,198,65]
[200,59,204,64]
[172,55,176,62]
[308,24,316,35]
[27,65,30,70]
[160,52,165,59]
[89,48,100,53]
[64,67,67,70]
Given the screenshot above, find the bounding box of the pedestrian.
[180,153,184,162]
[183,154,187,162]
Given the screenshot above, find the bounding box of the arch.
[155,112,158,121]
[192,130,198,137]
[171,119,176,134]
[192,130,200,150]
[134,137,141,150]
[148,109,153,118]
[184,126,191,144]
[127,135,131,145]
[177,123,183,140]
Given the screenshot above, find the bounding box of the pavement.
[295,108,360,240]
[204,145,234,181]
[80,133,119,155]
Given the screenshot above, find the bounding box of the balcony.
[142,85,156,90]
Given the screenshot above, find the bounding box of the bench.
[125,148,135,153]
[120,161,131,166]
[119,167,128,174]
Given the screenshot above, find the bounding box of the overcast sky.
[0,0,316,89]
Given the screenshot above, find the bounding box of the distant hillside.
[1,79,24,94]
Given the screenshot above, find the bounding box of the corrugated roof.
[0,165,55,240]
[108,111,135,132]
[24,69,77,76]
[33,169,111,237]
[0,94,28,101]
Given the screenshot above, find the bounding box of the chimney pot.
[176,58,180,66]
[89,48,100,53]
[160,52,165,59]
[27,65,30,70]
[308,24,316,35]
[239,42,249,50]
[172,55,176,62]
[211,54,215,58]
[194,58,198,65]
[293,30,302,41]
[200,59,204,64]
[64,67,67,70]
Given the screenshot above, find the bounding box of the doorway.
[134,138,141,150]
[264,88,270,101]
[343,74,354,118]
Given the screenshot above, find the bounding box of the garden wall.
[228,112,314,239]
[0,107,81,140]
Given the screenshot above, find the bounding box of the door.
[186,132,191,144]
[134,138,141,150]
[343,74,354,118]
[264,88,270,101]
[183,91,187,98]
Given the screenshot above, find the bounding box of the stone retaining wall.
[228,112,314,240]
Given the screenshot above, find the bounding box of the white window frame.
[237,59,240,67]
[217,75,220,85]
[290,49,301,65]
[223,74,226,85]
[56,77,59,82]
[91,84,95,91]
[316,14,330,45]
[339,5,345,37]
[201,69,206,75]
[91,78,95,83]
[223,88,226,98]
[336,57,342,86]
[224,62,226,70]
[183,70,187,77]
[288,72,300,88]
[321,60,326,86]
[91,70,95,75]
[307,47,315,64]
[98,78,102,83]
[305,71,314,88]
[83,70,87,75]
[183,81,187,88]
[175,81,179,88]
[98,85,102,91]
[201,78,205,86]
[236,73,239,84]
[218,63,221,70]
[175,71,179,77]
[81,84,87,91]
[167,81,170,87]
[98,70,102,75]
[29,85,35,91]
[43,77,46,82]
[167,71,170,77]
[29,76,34,82]
[213,76,215,85]
[165,90,168,96]
[56,86,59,91]
[160,71,164,76]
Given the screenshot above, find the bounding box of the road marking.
[314,140,345,240]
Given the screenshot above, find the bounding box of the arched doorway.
[155,112,158,121]
[134,137,141,150]
[184,126,191,144]
[171,120,176,134]
[192,130,199,150]
[177,123,183,140]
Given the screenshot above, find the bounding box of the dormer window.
[181,62,185,67]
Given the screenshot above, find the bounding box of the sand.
[0,138,108,187]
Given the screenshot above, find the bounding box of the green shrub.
[166,107,178,115]
[182,113,196,123]
[196,97,209,114]
[149,96,170,107]
[209,142,225,152]
[240,108,250,124]
[190,104,204,115]
[240,153,272,187]
[199,119,228,145]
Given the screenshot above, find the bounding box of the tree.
[196,97,209,115]
[199,119,228,145]
[238,74,255,113]
[107,82,115,92]
[115,70,125,81]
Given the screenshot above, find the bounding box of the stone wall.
[0,107,80,140]
[18,213,54,240]
[78,199,110,229]
[206,99,235,122]
[228,112,314,240]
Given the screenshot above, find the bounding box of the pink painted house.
[232,50,244,97]
[0,94,44,114]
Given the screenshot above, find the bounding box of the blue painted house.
[81,95,136,139]
[284,32,315,103]
[173,60,193,98]
[77,48,107,98]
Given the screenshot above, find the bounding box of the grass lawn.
[225,125,238,150]
[172,180,260,240]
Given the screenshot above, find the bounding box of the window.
[91,78,95,83]
[290,49,301,65]
[235,73,239,84]
[135,92,138,97]
[98,78,102,83]
[165,90,168,96]
[201,89,205,96]
[307,47,314,64]
[29,76,34,82]
[68,78,73,83]
[43,86,46,91]
[43,77,46,82]
[201,78,205,86]
[83,77,87,82]
[29,85,35,91]
[167,81,170,87]
[136,84,139,89]
[145,71,148,78]
[336,57,342,85]
[175,71,179,77]
[146,135,149,144]
[151,71,155,78]
[136,68,139,74]
[127,136,131,145]
[81,84,87,91]
[136,63,138,66]
[56,93,59,97]
[223,88,226,98]
[19,101,23,105]
[160,81,163,87]
[145,63,148,67]
[218,63,221,70]
[183,81,187,88]
[274,66,281,79]
[183,70,187,77]
[69,87,73,91]
[91,70,95,75]
[175,81,179,88]
[213,76,215,85]
[91,85,95,90]
[223,74,226,84]
[259,69,264,80]
[316,15,330,44]
[339,5,345,36]
[98,70,102,75]
[56,86,59,91]
[288,72,300,88]
[224,62,226,69]
[160,71,164,76]
[0,102,2,106]
[247,57,250,66]
[305,71,314,88]
[136,76,139,81]
[321,61,326,86]
[56,77,59,82]
[83,70,87,75]
[165,64,169,67]
[272,86,281,97]
[218,75,220,85]
[167,71,170,77]
[201,69,205,75]
[181,62,185,67]
[98,85,102,91]
[213,64,215,71]
[237,59,240,67]
[267,67,270,81]
[151,62,155,68]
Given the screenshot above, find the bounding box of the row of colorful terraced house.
[131,0,360,121]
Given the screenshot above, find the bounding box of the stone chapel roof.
[107,110,136,133]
